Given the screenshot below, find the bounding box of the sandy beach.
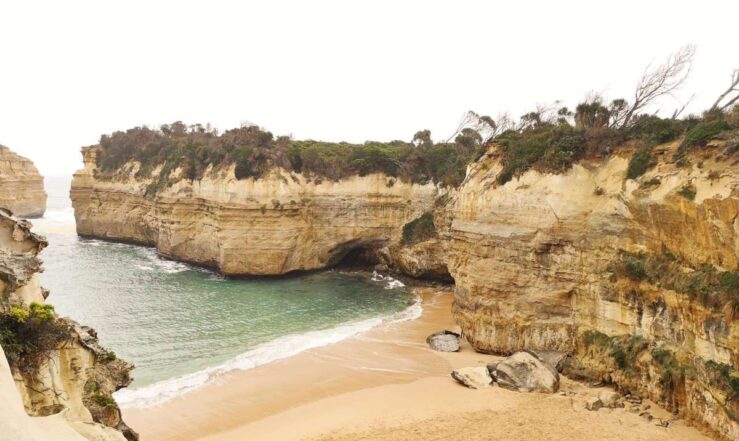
[123,288,713,441]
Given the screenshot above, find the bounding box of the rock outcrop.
[0,210,136,440]
[0,145,46,218]
[71,147,440,276]
[446,140,738,439]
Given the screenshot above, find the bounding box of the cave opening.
[329,240,385,271]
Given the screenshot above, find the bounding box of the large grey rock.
[426,330,460,352]
[494,351,560,393]
[451,367,492,389]
[528,350,567,373]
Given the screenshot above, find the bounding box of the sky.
[0,0,737,177]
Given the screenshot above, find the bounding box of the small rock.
[625,395,642,405]
[654,419,672,428]
[373,263,389,272]
[641,404,651,411]
[451,367,492,389]
[585,397,603,411]
[598,390,622,408]
[640,412,653,422]
[426,330,461,352]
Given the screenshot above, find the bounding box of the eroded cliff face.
[71,147,441,276]
[446,140,738,439]
[69,138,738,439]
[0,145,47,218]
[0,210,136,441]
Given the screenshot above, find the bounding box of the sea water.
[35,176,417,408]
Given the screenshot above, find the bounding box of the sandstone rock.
[597,390,622,408]
[447,143,739,439]
[426,330,460,352]
[585,397,603,411]
[0,145,46,218]
[494,352,559,393]
[451,367,492,389]
[0,210,135,440]
[71,147,439,276]
[640,412,654,422]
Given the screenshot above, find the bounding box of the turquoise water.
[34,177,415,407]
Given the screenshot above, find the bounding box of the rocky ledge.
[0,209,136,440]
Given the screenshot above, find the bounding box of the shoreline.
[122,288,713,441]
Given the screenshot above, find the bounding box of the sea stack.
[0,144,47,218]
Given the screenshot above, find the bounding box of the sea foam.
[114,292,422,409]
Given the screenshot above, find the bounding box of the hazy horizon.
[2,0,737,177]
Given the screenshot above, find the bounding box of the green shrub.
[583,330,611,348]
[628,115,686,146]
[684,119,729,148]
[611,251,738,315]
[91,395,116,407]
[674,118,730,159]
[611,335,648,371]
[401,212,436,245]
[0,303,68,375]
[495,124,586,185]
[624,256,648,280]
[626,149,657,179]
[678,183,697,200]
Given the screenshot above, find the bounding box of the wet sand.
[123,288,713,441]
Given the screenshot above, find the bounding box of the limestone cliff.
[0,145,47,218]
[445,140,738,440]
[70,136,738,439]
[71,146,440,276]
[0,210,137,440]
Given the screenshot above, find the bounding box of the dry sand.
[123,288,713,441]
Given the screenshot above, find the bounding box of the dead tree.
[620,45,695,128]
[709,69,739,112]
[446,110,501,143]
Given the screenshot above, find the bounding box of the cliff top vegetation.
[93,48,738,191]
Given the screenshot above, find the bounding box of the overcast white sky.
[1,0,737,177]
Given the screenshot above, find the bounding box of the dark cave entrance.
[329,240,386,271]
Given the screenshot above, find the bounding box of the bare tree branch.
[710,69,739,112]
[671,94,695,119]
[620,45,695,128]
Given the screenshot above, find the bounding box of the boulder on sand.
[451,367,492,389]
[426,330,460,352]
[494,351,559,393]
[528,350,567,372]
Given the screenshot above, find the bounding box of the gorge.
[70,118,739,440]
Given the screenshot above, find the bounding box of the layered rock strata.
[71,146,440,276]
[0,145,47,218]
[446,140,738,439]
